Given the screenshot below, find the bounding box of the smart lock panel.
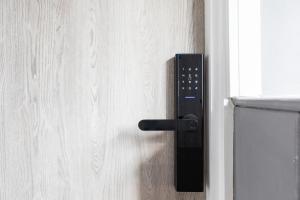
[175,54,204,192]
[138,54,204,192]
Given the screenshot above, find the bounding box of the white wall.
[261,0,300,96]
[238,0,262,96]
[230,0,300,97]
[229,0,262,97]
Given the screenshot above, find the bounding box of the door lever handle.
[138,114,198,132]
[138,119,176,131]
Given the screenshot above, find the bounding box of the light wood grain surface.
[0,0,204,199]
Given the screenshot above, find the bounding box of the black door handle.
[138,119,176,131]
[138,114,198,132]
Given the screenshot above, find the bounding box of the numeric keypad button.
[179,65,201,94]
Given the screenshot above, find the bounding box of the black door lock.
[138,54,204,192]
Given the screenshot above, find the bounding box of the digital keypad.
[179,65,201,97]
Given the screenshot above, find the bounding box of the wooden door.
[0,0,204,199]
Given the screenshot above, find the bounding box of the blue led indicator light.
[184,96,196,99]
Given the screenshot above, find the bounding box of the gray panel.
[232,98,300,112]
[234,107,300,200]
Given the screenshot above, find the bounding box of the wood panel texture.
[0,0,204,199]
